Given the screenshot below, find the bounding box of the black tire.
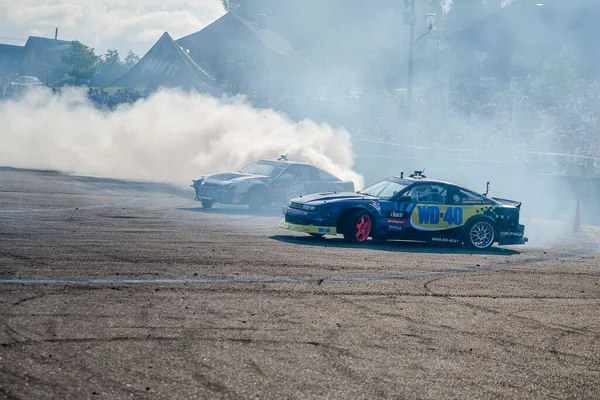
[247,189,267,212]
[463,218,496,250]
[201,200,214,209]
[308,233,325,238]
[342,210,373,243]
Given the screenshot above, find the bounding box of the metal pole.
[434,38,439,84]
[406,0,416,119]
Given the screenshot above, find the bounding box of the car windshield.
[360,179,408,199]
[15,77,37,84]
[239,162,284,178]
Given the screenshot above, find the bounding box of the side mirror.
[397,195,412,203]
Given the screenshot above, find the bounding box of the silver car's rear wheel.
[465,220,495,249]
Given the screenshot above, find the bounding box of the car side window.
[283,165,312,180]
[449,187,488,205]
[404,184,447,204]
[316,168,337,180]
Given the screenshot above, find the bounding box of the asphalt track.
[1,168,599,400]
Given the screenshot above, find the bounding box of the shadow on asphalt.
[179,206,283,217]
[270,234,521,255]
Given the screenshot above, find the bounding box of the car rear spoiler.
[492,197,522,209]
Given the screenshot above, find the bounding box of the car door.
[390,183,464,241]
[277,164,316,201]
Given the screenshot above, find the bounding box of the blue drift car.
[279,171,528,250]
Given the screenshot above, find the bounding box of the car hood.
[292,192,378,205]
[199,173,268,184]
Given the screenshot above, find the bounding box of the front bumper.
[279,220,338,236]
[498,224,528,245]
[192,184,236,204]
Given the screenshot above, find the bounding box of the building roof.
[24,36,72,52]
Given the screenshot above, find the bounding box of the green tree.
[98,49,140,84]
[124,50,140,67]
[61,41,100,85]
[99,49,126,82]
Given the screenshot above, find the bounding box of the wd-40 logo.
[418,206,440,224]
[417,206,463,226]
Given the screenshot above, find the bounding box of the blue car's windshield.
[360,179,408,199]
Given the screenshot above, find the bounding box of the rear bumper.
[279,220,338,236]
[498,224,528,245]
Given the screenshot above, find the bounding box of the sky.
[0,0,226,57]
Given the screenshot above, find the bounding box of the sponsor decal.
[500,231,523,238]
[462,200,485,205]
[432,237,461,244]
[389,211,406,218]
[286,183,305,196]
[453,195,461,202]
[318,227,332,233]
[370,201,382,212]
[417,206,463,226]
[386,218,407,227]
[388,225,405,231]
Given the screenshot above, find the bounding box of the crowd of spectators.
[1,69,599,175]
[86,88,152,110]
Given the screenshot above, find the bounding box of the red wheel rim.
[355,215,371,242]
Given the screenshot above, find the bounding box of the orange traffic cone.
[573,201,581,233]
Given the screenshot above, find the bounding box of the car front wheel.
[201,200,214,209]
[464,219,495,250]
[342,210,372,243]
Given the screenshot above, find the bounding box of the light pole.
[404,0,416,117]
[404,3,437,120]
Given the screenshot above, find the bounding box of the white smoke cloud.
[0,88,364,189]
[0,0,225,55]
[441,0,454,14]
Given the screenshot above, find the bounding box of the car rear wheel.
[464,219,495,250]
[201,200,214,209]
[342,210,372,243]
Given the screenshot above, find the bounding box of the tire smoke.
[0,87,364,189]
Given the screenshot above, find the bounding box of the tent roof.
[177,12,298,58]
[107,32,216,92]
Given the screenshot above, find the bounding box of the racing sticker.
[386,218,407,227]
[500,231,524,238]
[431,237,461,244]
[286,183,305,197]
[411,205,481,231]
[386,211,408,230]
[370,201,382,213]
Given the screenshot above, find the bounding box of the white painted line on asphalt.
[0,198,137,213]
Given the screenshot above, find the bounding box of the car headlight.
[302,205,316,211]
